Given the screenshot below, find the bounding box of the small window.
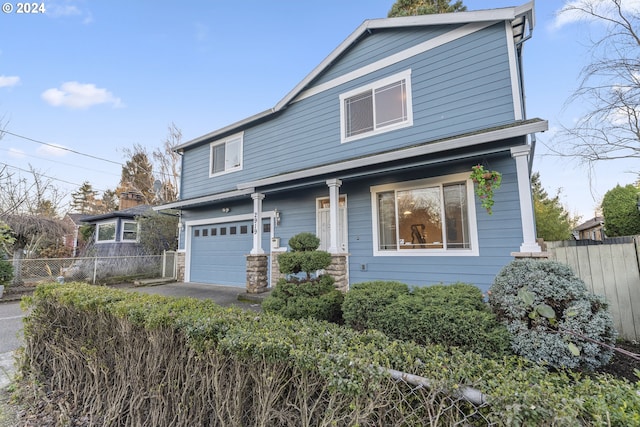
[340,70,412,143]
[240,225,248,234]
[96,222,116,242]
[263,223,270,233]
[211,228,217,236]
[230,226,237,235]
[220,227,227,236]
[194,229,200,237]
[121,221,138,242]
[202,229,209,237]
[209,132,243,176]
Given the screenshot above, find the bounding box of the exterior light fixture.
[274,208,281,226]
[221,207,230,213]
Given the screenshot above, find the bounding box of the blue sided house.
[156,2,547,294]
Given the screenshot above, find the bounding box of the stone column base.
[327,254,349,292]
[246,254,269,294]
[176,252,186,282]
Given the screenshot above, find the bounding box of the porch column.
[511,145,541,253]
[326,179,342,253]
[251,192,265,255]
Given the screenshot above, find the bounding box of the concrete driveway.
[126,281,269,312]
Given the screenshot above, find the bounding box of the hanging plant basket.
[470,164,502,215]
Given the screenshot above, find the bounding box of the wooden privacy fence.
[546,238,640,342]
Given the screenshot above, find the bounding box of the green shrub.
[287,232,320,251]
[342,281,409,331]
[263,275,343,323]
[278,251,332,277]
[489,259,616,370]
[0,258,13,287]
[343,281,511,358]
[265,232,341,322]
[21,283,640,426]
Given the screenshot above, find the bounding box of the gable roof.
[574,217,604,232]
[81,204,153,223]
[175,2,535,152]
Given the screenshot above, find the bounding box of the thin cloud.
[46,1,93,24]
[0,75,20,88]
[41,81,123,109]
[37,143,68,157]
[7,148,26,158]
[195,22,209,42]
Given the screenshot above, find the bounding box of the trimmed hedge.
[343,281,511,358]
[19,283,640,426]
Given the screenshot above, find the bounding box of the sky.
[0,0,638,222]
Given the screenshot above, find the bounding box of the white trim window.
[96,221,116,243]
[340,70,413,143]
[209,132,243,177]
[371,173,479,256]
[121,221,139,242]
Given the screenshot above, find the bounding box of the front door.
[317,195,348,252]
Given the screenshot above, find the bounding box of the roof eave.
[237,119,548,191]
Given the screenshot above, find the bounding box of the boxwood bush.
[489,259,616,371]
[263,232,343,322]
[342,281,511,358]
[262,275,343,323]
[19,283,640,426]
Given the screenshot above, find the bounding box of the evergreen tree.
[98,189,119,213]
[388,0,466,17]
[119,145,155,204]
[532,172,575,241]
[70,181,99,214]
[601,184,640,237]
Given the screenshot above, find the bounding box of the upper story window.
[340,70,413,143]
[370,173,478,257]
[209,132,243,177]
[96,221,116,243]
[121,221,138,242]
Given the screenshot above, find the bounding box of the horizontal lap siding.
[315,25,457,84]
[181,23,516,199]
[345,156,520,293]
[180,153,520,292]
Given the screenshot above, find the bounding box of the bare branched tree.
[555,0,640,170]
[0,164,66,217]
[152,122,182,202]
[0,213,70,285]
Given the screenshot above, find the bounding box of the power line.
[0,162,110,193]
[0,147,120,178]
[0,129,181,180]
[0,129,123,166]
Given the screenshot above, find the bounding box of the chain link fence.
[8,252,177,286]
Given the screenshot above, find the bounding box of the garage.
[188,220,271,287]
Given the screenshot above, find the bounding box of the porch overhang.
[152,187,255,212]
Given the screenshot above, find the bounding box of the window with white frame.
[209,132,243,176]
[121,221,138,242]
[371,173,478,256]
[340,70,413,143]
[96,222,116,243]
